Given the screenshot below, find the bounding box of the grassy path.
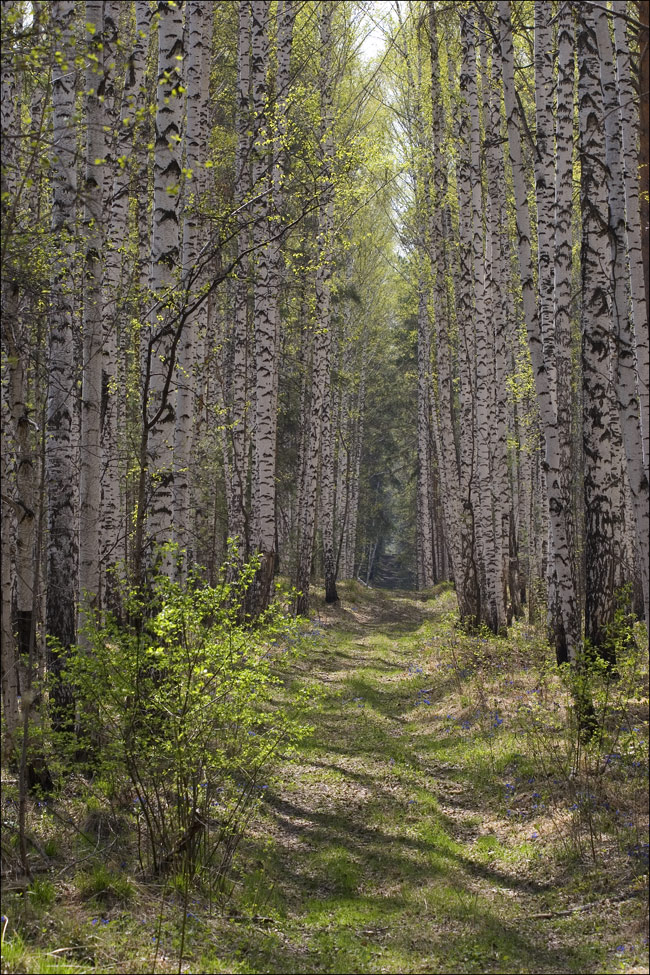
[213,584,648,974]
[2,584,646,975]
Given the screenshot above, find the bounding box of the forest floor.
[1,582,648,974]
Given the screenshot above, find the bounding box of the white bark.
[146,0,185,560]
[174,0,212,579]
[499,0,579,662]
[416,281,434,589]
[250,0,277,608]
[79,0,105,617]
[595,7,650,624]
[551,2,581,654]
[318,3,338,606]
[47,0,78,723]
[1,11,21,738]
[485,27,510,630]
[454,13,481,626]
[227,0,252,557]
[578,6,620,653]
[613,2,650,476]
[465,11,499,632]
[102,0,152,611]
[427,3,463,593]
[296,5,336,612]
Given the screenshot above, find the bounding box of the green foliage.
[75,865,133,905]
[65,554,311,887]
[26,878,55,911]
[0,929,86,975]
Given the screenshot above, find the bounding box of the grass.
[1,581,648,974]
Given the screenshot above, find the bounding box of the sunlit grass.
[1,582,647,974]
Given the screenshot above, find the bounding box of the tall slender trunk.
[485,27,510,631]
[465,11,499,632]
[1,7,32,748]
[146,0,185,564]
[551,3,581,654]
[427,2,463,594]
[102,1,152,612]
[46,0,78,728]
[596,7,650,625]
[79,0,105,620]
[578,7,620,656]
[173,0,212,580]
[250,0,277,611]
[613,2,649,480]
[317,3,338,606]
[295,3,337,613]
[416,280,434,589]
[499,0,580,662]
[455,13,480,627]
[227,0,252,558]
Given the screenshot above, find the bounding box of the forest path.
[226,583,647,975]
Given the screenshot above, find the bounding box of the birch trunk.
[499,0,580,662]
[427,2,463,593]
[613,2,650,476]
[455,14,480,627]
[551,2,581,654]
[46,0,78,728]
[2,5,35,713]
[578,7,620,655]
[416,281,434,589]
[173,0,212,580]
[146,0,184,562]
[102,1,152,612]
[317,3,338,606]
[295,5,337,612]
[485,29,510,630]
[250,0,277,611]
[227,0,252,558]
[269,0,295,444]
[465,11,499,632]
[342,345,366,580]
[1,380,20,753]
[79,0,105,618]
[595,7,650,624]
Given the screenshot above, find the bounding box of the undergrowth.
[1,581,647,974]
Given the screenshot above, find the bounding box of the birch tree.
[46,0,78,727]
[102,0,153,612]
[250,0,277,611]
[79,0,106,616]
[499,0,580,663]
[296,2,337,612]
[225,0,252,558]
[173,0,212,579]
[596,5,650,625]
[145,0,185,565]
[578,5,621,656]
[612,2,649,478]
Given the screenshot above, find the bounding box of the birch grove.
[1,0,648,760]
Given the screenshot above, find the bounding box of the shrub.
[67,553,310,891]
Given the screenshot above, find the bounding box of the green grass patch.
[2,582,646,974]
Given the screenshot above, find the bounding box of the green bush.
[67,552,311,889]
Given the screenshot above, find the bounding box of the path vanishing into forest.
[210,584,649,975]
